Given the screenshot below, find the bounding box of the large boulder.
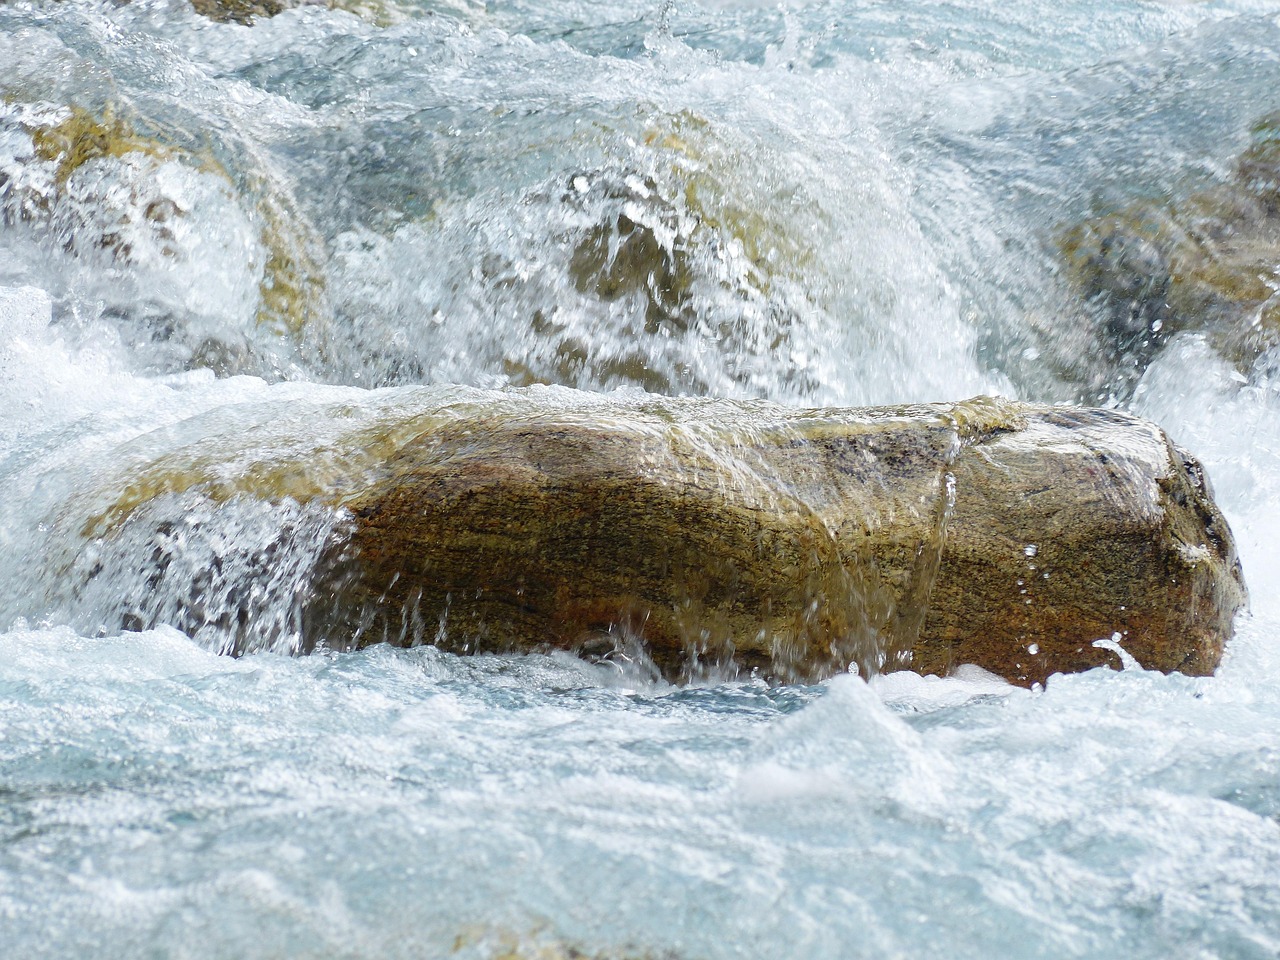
[77,389,1244,685]
[218,389,1242,687]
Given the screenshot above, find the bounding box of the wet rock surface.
[80,388,1244,687]
[189,0,309,24]
[305,393,1243,686]
[189,0,409,25]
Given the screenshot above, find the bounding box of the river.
[1,1,1279,957]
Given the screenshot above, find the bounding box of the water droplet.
[1027,643,1039,655]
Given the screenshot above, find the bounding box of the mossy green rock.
[262,390,1247,687]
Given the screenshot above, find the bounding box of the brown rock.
[268,390,1245,687]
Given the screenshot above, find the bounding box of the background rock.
[1056,113,1280,398]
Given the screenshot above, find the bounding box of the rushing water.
[2,1,1280,956]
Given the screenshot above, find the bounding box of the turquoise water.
[2,1,1280,956]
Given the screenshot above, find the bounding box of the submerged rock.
[322,105,837,398]
[0,95,328,375]
[189,0,307,23]
[450,924,680,960]
[1056,114,1280,398]
[83,389,1245,687]
[189,0,421,25]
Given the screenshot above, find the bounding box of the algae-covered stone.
[1057,114,1280,396]
[78,388,1243,686]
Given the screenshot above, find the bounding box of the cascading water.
[1,1,1279,957]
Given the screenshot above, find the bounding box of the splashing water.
[2,1,1280,957]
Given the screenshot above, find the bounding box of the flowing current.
[3,1,1280,956]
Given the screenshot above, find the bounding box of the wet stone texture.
[284,391,1247,687]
